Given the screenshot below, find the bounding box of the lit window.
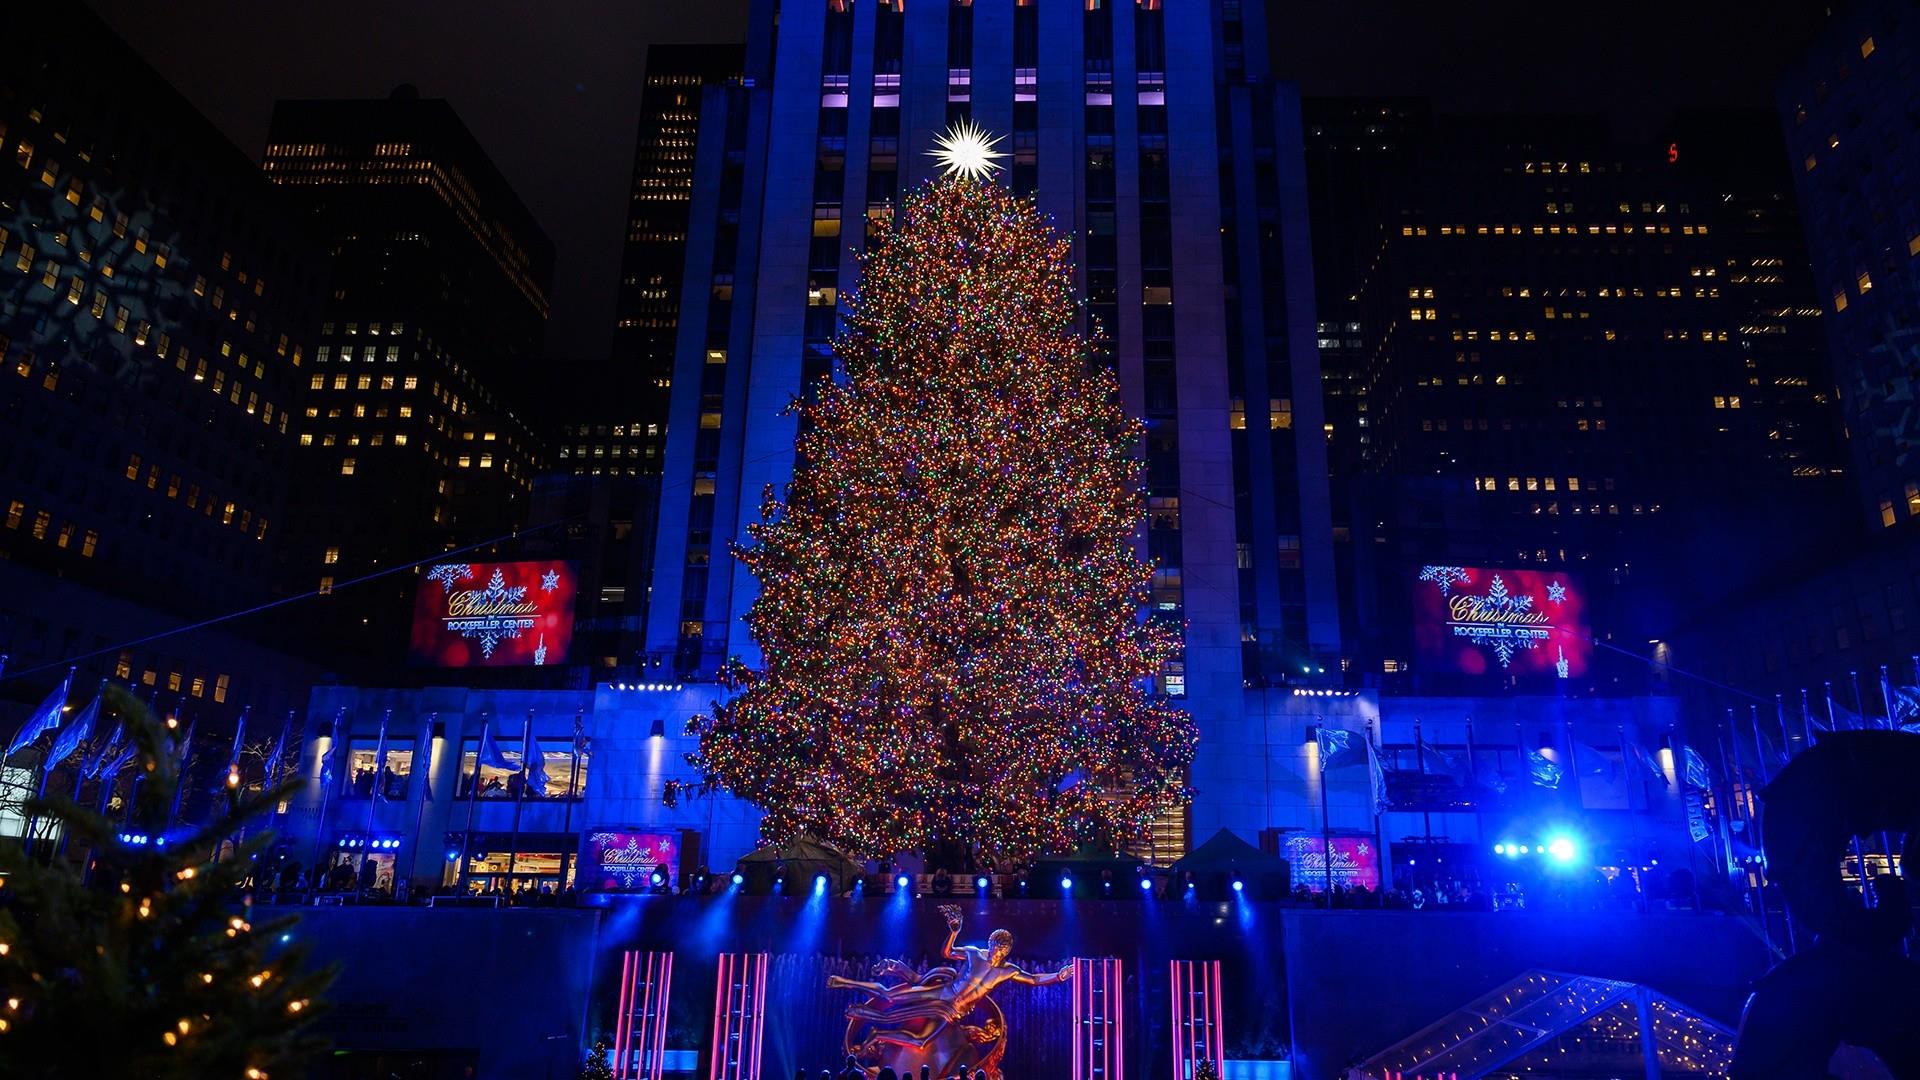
[4,500,22,529]
[31,511,49,540]
[1861,35,1875,58]
[81,529,98,557]
[340,458,357,476]
[1882,500,1897,528]
[213,675,229,704]
[1857,270,1873,294]
[323,547,340,565]
[1834,290,1848,312]
[318,576,335,595]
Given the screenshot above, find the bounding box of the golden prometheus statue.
[828,904,1073,1079]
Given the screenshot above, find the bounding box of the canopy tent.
[1167,828,1288,897]
[1029,846,1145,891]
[734,836,864,894]
[1348,970,1734,1080]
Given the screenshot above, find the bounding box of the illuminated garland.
[680,176,1197,864]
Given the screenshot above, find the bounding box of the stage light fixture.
[814,873,829,894]
[1649,858,1659,867]
[651,870,667,887]
[975,875,990,893]
[1231,878,1245,893]
[1493,843,1507,855]
[1546,837,1577,863]
[731,872,745,887]
[1139,877,1154,892]
[1060,874,1074,892]
[896,874,911,891]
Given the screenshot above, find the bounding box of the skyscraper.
[0,4,322,725]
[1777,0,1920,532]
[1338,115,1847,683]
[263,90,555,663]
[642,0,1341,847]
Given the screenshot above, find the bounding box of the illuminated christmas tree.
[678,153,1196,865]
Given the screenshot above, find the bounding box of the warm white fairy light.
[929,119,1008,181]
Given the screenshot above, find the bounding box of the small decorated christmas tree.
[0,683,331,1077]
[677,138,1197,865]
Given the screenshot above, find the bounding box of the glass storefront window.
[345,737,413,800]
[457,738,589,799]
[457,851,573,896]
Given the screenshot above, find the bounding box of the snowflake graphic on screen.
[1418,565,1472,595]
[1556,646,1570,679]
[427,564,474,593]
[533,634,548,667]
[541,569,561,593]
[1546,581,1567,604]
[1485,575,1534,613]
[477,567,528,606]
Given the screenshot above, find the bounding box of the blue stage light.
[1139,877,1154,892]
[814,873,829,893]
[1649,858,1659,867]
[1231,878,1245,893]
[896,874,911,890]
[975,875,990,892]
[652,870,667,887]
[445,849,459,862]
[1546,837,1577,863]
[1060,874,1073,891]
[1493,843,1507,855]
[731,872,745,887]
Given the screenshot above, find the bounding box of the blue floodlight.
[1545,836,1577,863]
[896,874,911,890]
[1493,843,1507,855]
[975,876,990,892]
[731,872,745,887]
[1060,874,1074,892]
[1139,877,1154,892]
[1231,878,1245,893]
[814,873,829,894]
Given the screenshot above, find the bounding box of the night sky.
[92,0,1826,364]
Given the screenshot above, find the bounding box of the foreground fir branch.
[0,684,331,1079]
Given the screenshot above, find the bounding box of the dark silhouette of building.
[0,4,321,733]
[262,90,555,666]
[1777,0,1920,533]
[1329,114,1847,688]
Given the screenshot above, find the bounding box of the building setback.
[638,0,1342,849]
[263,91,556,666]
[0,4,321,735]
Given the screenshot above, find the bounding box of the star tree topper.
[929,119,1008,181]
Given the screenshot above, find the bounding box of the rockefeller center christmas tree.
[679,133,1197,864]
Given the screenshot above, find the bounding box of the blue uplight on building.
[1060,874,1074,892]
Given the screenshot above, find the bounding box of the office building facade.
[637,0,1341,847]
[0,6,322,736]
[263,92,555,663]
[1778,0,1920,532]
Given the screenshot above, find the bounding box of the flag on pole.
[5,668,74,761]
[46,682,106,772]
[223,707,250,789]
[1366,738,1389,816]
[1681,745,1712,790]
[370,711,392,802]
[1524,748,1563,789]
[1829,698,1865,730]
[521,715,550,797]
[264,713,291,783]
[1420,743,1468,783]
[476,723,518,771]
[416,713,437,800]
[1888,684,1920,730]
[320,710,344,788]
[80,724,123,782]
[173,719,197,769]
[1628,740,1668,787]
[101,737,137,780]
[1573,742,1619,782]
[1317,726,1369,770]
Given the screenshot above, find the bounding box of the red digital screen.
[1283,835,1380,892]
[409,560,575,667]
[1412,566,1590,681]
[580,829,681,892]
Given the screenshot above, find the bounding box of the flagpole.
[562,709,583,888]
[309,709,341,879]
[1366,718,1386,908]
[407,713,436,895]
[1880,665,1897,731]
[505,709,532,897]
[1413,716,1431,846]
[1775,694,1794,762]
[365,709,391,844]
[1748,705,1773,786]
[1800,689,1815,748]
[1849,670,1870,728]
[1317,715,1332,908]
[1714,710,1740,878]
[19,668,76,858]
[458,712,488,895]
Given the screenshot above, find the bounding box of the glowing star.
[1546,581,1567,604]
[929,119,1008,181]
[541,569,560,593]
